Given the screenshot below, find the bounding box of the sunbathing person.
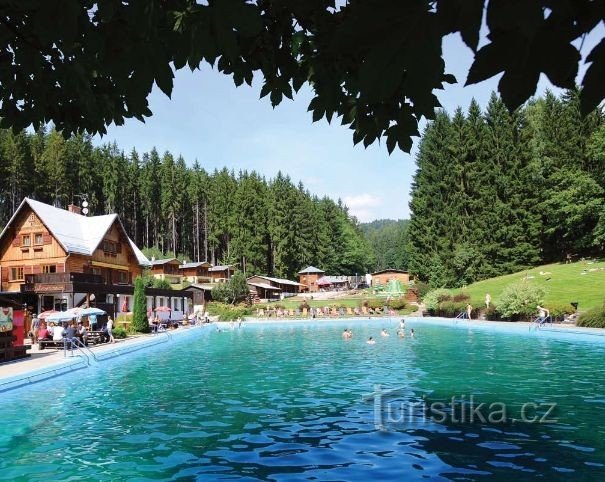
[38,324,51,341]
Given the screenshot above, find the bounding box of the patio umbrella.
[155,306,171,312]
[80,307,106,316]
[47,307,82,322]
[38,310,58,320]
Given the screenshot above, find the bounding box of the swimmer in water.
[380,328,390,337]
[398,329,405,338]
[399,318,405,330]
[410,328,415,338]
[367,336,376,345]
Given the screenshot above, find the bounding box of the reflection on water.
[0,321,604,481]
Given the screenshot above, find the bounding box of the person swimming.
[342,329,352,339]
[410,328,415,338]
[367,336,376,345]
[398,329,405,338]
[399,318,405,330]
[380,329,390,337]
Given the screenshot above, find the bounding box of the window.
[34,233,44,245]
[117,271,129,284]
[22,235,31,247]
[42,265,57,274]
[103,240,117,254]
[9,267,24,281]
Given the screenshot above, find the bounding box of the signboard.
[0,307,13,332]
[34,284,69,292]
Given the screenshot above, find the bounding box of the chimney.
[68,204,82,215]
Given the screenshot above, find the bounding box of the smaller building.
[316,275,350,291]
[149,258,183,287]
[208,265,234,283]
[297,266,325,292]
[370,269,410,287]
[247,275,304,300]
[180,261,212,284]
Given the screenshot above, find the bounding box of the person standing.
[466,304,472,320]
[30,314,40,344]
[485,294,491,309]
[107,316,115,343]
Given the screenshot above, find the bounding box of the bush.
[547,302,576,322]
[437,301,467,318]
[298,300,310,311]
[484,304,504,321]
[112,327,127,339]
[577,303,605,328]
[389,298,407,310]
[414,281,431,300]
[132,276,150,333]
[116,313,133,323]
[363,298,385,309]
[452,293,471,302]
[207,302,253,321]
[423,289,451,311]
[497,281,545,320]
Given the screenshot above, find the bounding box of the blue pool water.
[1,319,604,481]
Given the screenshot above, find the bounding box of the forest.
[0,128,374,279]
[408,90,605,288]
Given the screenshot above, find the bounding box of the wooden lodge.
[0,199,191,318]
[208,265,234,283]
[149,257,183,287]
[180,261,212,284]
[247,275,304,301]
[297,266,325,293]
[370,269,410,287]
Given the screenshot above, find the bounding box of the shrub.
[364,298,385,309]
[452,293,471,303]
[389,298,407,310]
[423,289,451,311]
[112,326,127,339]
[577,303,605,328]
[437,301,467,318]
[414,281,431,300]
[497,281,545,320]
[207,302,253,321]
[298,300,310,311]
[484,305,504,321]
[116,313,133,323]
[547,302,576,322]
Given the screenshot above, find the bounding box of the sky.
[93,28,603,223]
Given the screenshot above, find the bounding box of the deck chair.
[295,308,301,317]
[302,308,308,317]
[347,307,354,316]
[339,308,345,316]
[383,306,389,315]
[362,306,368,315]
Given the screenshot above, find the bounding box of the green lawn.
[452,260,605,312]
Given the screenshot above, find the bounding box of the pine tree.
[132,277,149,333]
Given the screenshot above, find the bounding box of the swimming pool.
[1,319,604,481]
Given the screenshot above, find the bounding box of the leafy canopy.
[1,0,603,153]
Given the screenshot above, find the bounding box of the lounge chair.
[258,309,265,318]
[347,307,354,316]
[302,308,308,317]
[361,306,368,315]
[383,306,389,315]
[354,307,361,316]
[295,308,301,317]
[339,308,345,316]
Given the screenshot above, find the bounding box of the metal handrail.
[70,337,99,362]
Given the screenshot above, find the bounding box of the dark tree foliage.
[408,90,605,288]
[358,219,408,272]
[0,129,373,277]
[0,1,603,152]
[132,276,150,333]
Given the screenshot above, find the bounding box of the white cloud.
[343,194,383,222]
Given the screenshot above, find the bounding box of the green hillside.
[452,260,605,313]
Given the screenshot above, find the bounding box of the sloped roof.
[371,269,408,275]
[150,257,180,266]
[180,261,211,269]
[252,275,304,287]
[298,266,325,274]
[209,265,233,272]
[247,281,281,291]
[0,198,150,266]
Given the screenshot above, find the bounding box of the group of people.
[342,319,415,344]
[30,316,115,345]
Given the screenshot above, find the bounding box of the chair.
[295,308,301,317]
[347,307,354,316]
[383,306,389,315]
[361,306,368,315]
[258,309,265,318]
[339,308,345,316]
[302,308,308,317]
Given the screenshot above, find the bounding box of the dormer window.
[34,233,44,245]
[22,235,31,247]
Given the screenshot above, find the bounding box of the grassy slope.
[453,260,605,312]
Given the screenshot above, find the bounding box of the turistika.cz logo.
[362,384,558,431]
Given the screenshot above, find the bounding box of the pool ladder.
[65,338,99,365]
